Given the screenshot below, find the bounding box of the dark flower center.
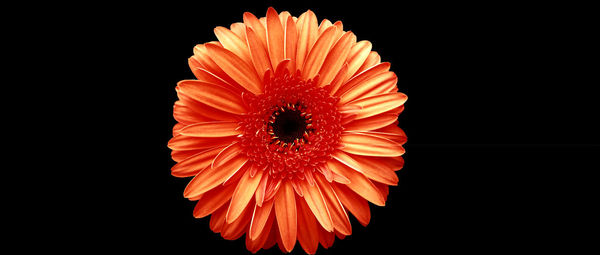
[268,104,315,150]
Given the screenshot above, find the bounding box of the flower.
[168,7,407,254]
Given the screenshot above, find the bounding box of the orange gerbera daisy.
[168,7,407,254]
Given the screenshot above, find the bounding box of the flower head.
[168,7,407,254]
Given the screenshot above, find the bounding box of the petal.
[230,22,246,38]
[211,142,242,168]
[301,26,338,80]
[317,31,355,87]
[358,130,407,145]
[318,227,335,248]
[331,183,371,226]
[178,121,241,137]
[227,168,264,223]
[346,40,372,78]
[167,135,237,151]
[343,154,399,186]
[347,92,407,119]
[314,174,352,235]
[254,172,269,206]
[339,71,398,104]
[243,12,268,49]
[356,51,381,74]
[192,44,242,89]
[295,10,318,72]
[326,159,385,206]
[173,100,211,125]
[214,26,252,65]
[284,16,298,71]
[177,89,240,121]
[209,204,228,233]
[177,80,247,115]
[335,62,390,97]
[246,211,275,253]
[297,198,320,254]
[344,113,398,131]
[249,198,274,240]
[274,181,297,252]
[266,7,285,70]
[189,67,238,92]
[329,63,348,95]
[205,44,263,95]
[193,182,237,218]
[171,146,225,177]
[245,27,272,81]
[340,132,405,157]
[299,179,334,232]
[221,200,253,240]
[183,154,248,198]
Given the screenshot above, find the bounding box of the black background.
[41,0,597,253]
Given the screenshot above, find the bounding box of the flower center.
[268,104,314,150]
[239,70,342,181]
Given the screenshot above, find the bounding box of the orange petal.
[326,159,385,206]
[243,12,268,49]
[230,22,246,38]
[340,132,404,157]
[177,80,247,115]
[246,211,275,253]
[214,26,252,65]
[359,130,407,145]
[317,31,355,87]
[274,181,297,252]
[178,121,241,137]
[249,198,274,240]
[318,226,335,248]
[296,199,319,254]
[331,150,364,173]
[279,11,291,25]
[299,179,334,232]
[295,10,318,72]
[254,172,270,206]
[211,142,242,169]
[192,44,242,89]
[347,92,408,119]
[227,169,264,223]
[331,183,371,227]
[171,146,225,177]
[205,44,263,95]
[301,26,338,80]
[339,71,398,104]
[343,154,399,186]
[266,7,285,70]
[346,40,372,78]
[246,27,272,81]
[173,100,211,125]
[193,182,237,218]
[183,154,248,198]
[284,16,298,71]
[313,174,352,235]
[329,63,349,95]
[190,67,238,92]
[176,90,240,121]
[356,51,381,74]
[317,19,333,35]
[344,113,398,131]
[221,200,253,240]
[335,62,390,97]
[209,204,228,233]
[167,134,237,151]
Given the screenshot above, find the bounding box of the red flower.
[168,7,407,254]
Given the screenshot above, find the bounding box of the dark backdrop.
[65,1,597,253]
